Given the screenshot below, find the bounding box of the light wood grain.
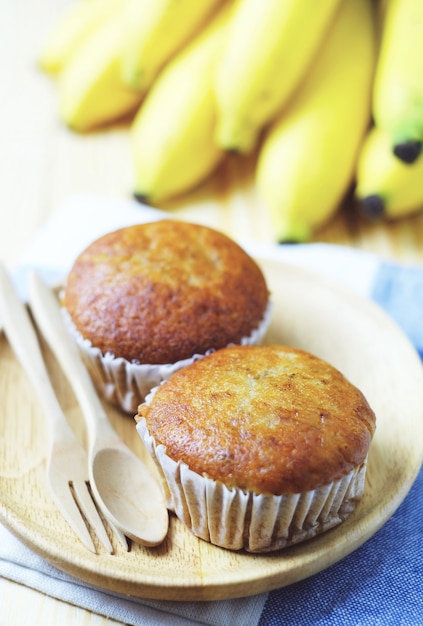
[1,259,422,602]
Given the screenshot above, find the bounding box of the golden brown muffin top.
[138,345,376,494]
[64,220,269,364]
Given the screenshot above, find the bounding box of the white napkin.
[0,194,417,626]
[12,193,380,299]
[0,525,265,625]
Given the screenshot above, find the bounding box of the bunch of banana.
[38,0,423,241]
[214,0,342,154]
[41,0,224,132]
[38,0,125,75]
[355,126,423,221]
[372,0,423,164]
[256,0,375,242]
[120,0,225,91]
[58,14,142,132]
[131,4,232,202]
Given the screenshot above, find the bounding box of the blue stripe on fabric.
[260,465,423,626]
[371,262,423,361]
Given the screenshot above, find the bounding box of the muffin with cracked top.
[63,219,271,412]
[136,344,376,552]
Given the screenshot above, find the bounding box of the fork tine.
[100,517,128,551]
[73,480,128,551]
[71,480,114,553]
[47,472,98,554]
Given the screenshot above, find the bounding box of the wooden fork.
[0,263,126,554]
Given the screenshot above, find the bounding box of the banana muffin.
[63,220,271,412]
[136,344,376,552]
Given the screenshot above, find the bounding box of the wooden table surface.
[2,0,423,624]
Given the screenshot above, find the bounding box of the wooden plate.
[1,257,422,601]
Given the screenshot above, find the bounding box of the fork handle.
[0,263,74,441]
[28,271,117,447]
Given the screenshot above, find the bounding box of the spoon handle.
[28,271,116,446]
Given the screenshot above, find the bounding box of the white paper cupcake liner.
[136,417,367,553]
[62,299,272,414]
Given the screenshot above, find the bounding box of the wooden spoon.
[28,271,169,547]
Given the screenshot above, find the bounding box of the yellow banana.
[214,0,341,153]
[355,125,423,221]
[120,0,225,91]
[38,0,126,75]
[131,5,232,203]
[256,0,376,243]
[58,13,142,132]
[373,0,423,163]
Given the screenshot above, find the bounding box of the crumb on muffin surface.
[64,220,269,364]
[138,345,376,495]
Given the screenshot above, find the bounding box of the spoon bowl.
[28,271,169,548]
[90,444,169,546]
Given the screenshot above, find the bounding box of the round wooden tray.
[1,257,422,601]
